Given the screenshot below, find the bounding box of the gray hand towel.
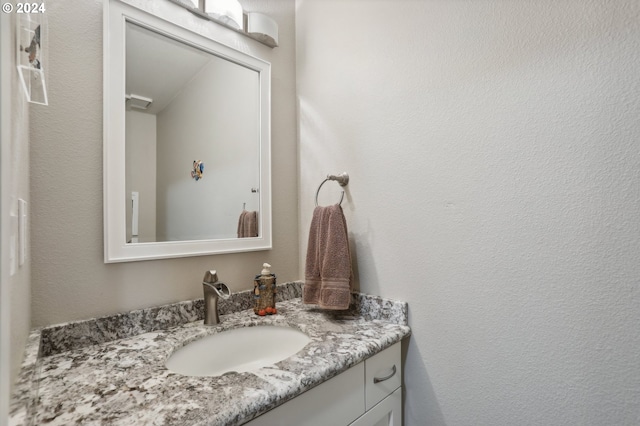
[237,210,258,238]
[303,204,352,310]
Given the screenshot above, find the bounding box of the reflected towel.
[237,210,258,238]
[303,204,352,310]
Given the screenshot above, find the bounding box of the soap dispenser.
[253,263,276,316]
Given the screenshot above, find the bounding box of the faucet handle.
[203,270,218,283]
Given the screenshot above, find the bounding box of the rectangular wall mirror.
[104,0,272,262]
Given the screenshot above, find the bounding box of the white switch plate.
[9,213,17,276]
[131,191,139,236]
[18,198,26,266]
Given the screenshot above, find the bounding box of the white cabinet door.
[349,387,402,426]
[245,362,365,426]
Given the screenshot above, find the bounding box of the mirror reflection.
[125,22,260,243]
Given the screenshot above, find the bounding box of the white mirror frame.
[104,0,272,262]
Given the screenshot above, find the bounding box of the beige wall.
[1,5,32,419]
[297,1,640,425]
[30,0,298,326]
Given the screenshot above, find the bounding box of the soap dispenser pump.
[253,263,276,316]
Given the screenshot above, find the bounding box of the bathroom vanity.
[246,342,402,426]
[10,282,410,425]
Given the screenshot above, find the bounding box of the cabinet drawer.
[365,342,401,411]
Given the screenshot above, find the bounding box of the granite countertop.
[10,282,411,425]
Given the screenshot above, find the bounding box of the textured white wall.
[297,1,640,425]
[30,0,298,326]
[0,5,32,420]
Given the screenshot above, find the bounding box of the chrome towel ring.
[315,172,350,207]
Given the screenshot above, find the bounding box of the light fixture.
[175,0,199,8]
[125,94,153,110]
[247,12,278,47]
[204,0,244,31]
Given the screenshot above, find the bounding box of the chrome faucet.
[202,270,231,325]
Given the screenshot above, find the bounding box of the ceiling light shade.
[176,0,199,8]
[247,12,278,47]
[204,0,244,31]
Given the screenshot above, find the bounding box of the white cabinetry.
[351,342,402,426]
[245,342,403,426]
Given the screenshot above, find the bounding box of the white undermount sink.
[165,325,311,377]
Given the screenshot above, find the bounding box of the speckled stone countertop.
[10,282,410,426]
